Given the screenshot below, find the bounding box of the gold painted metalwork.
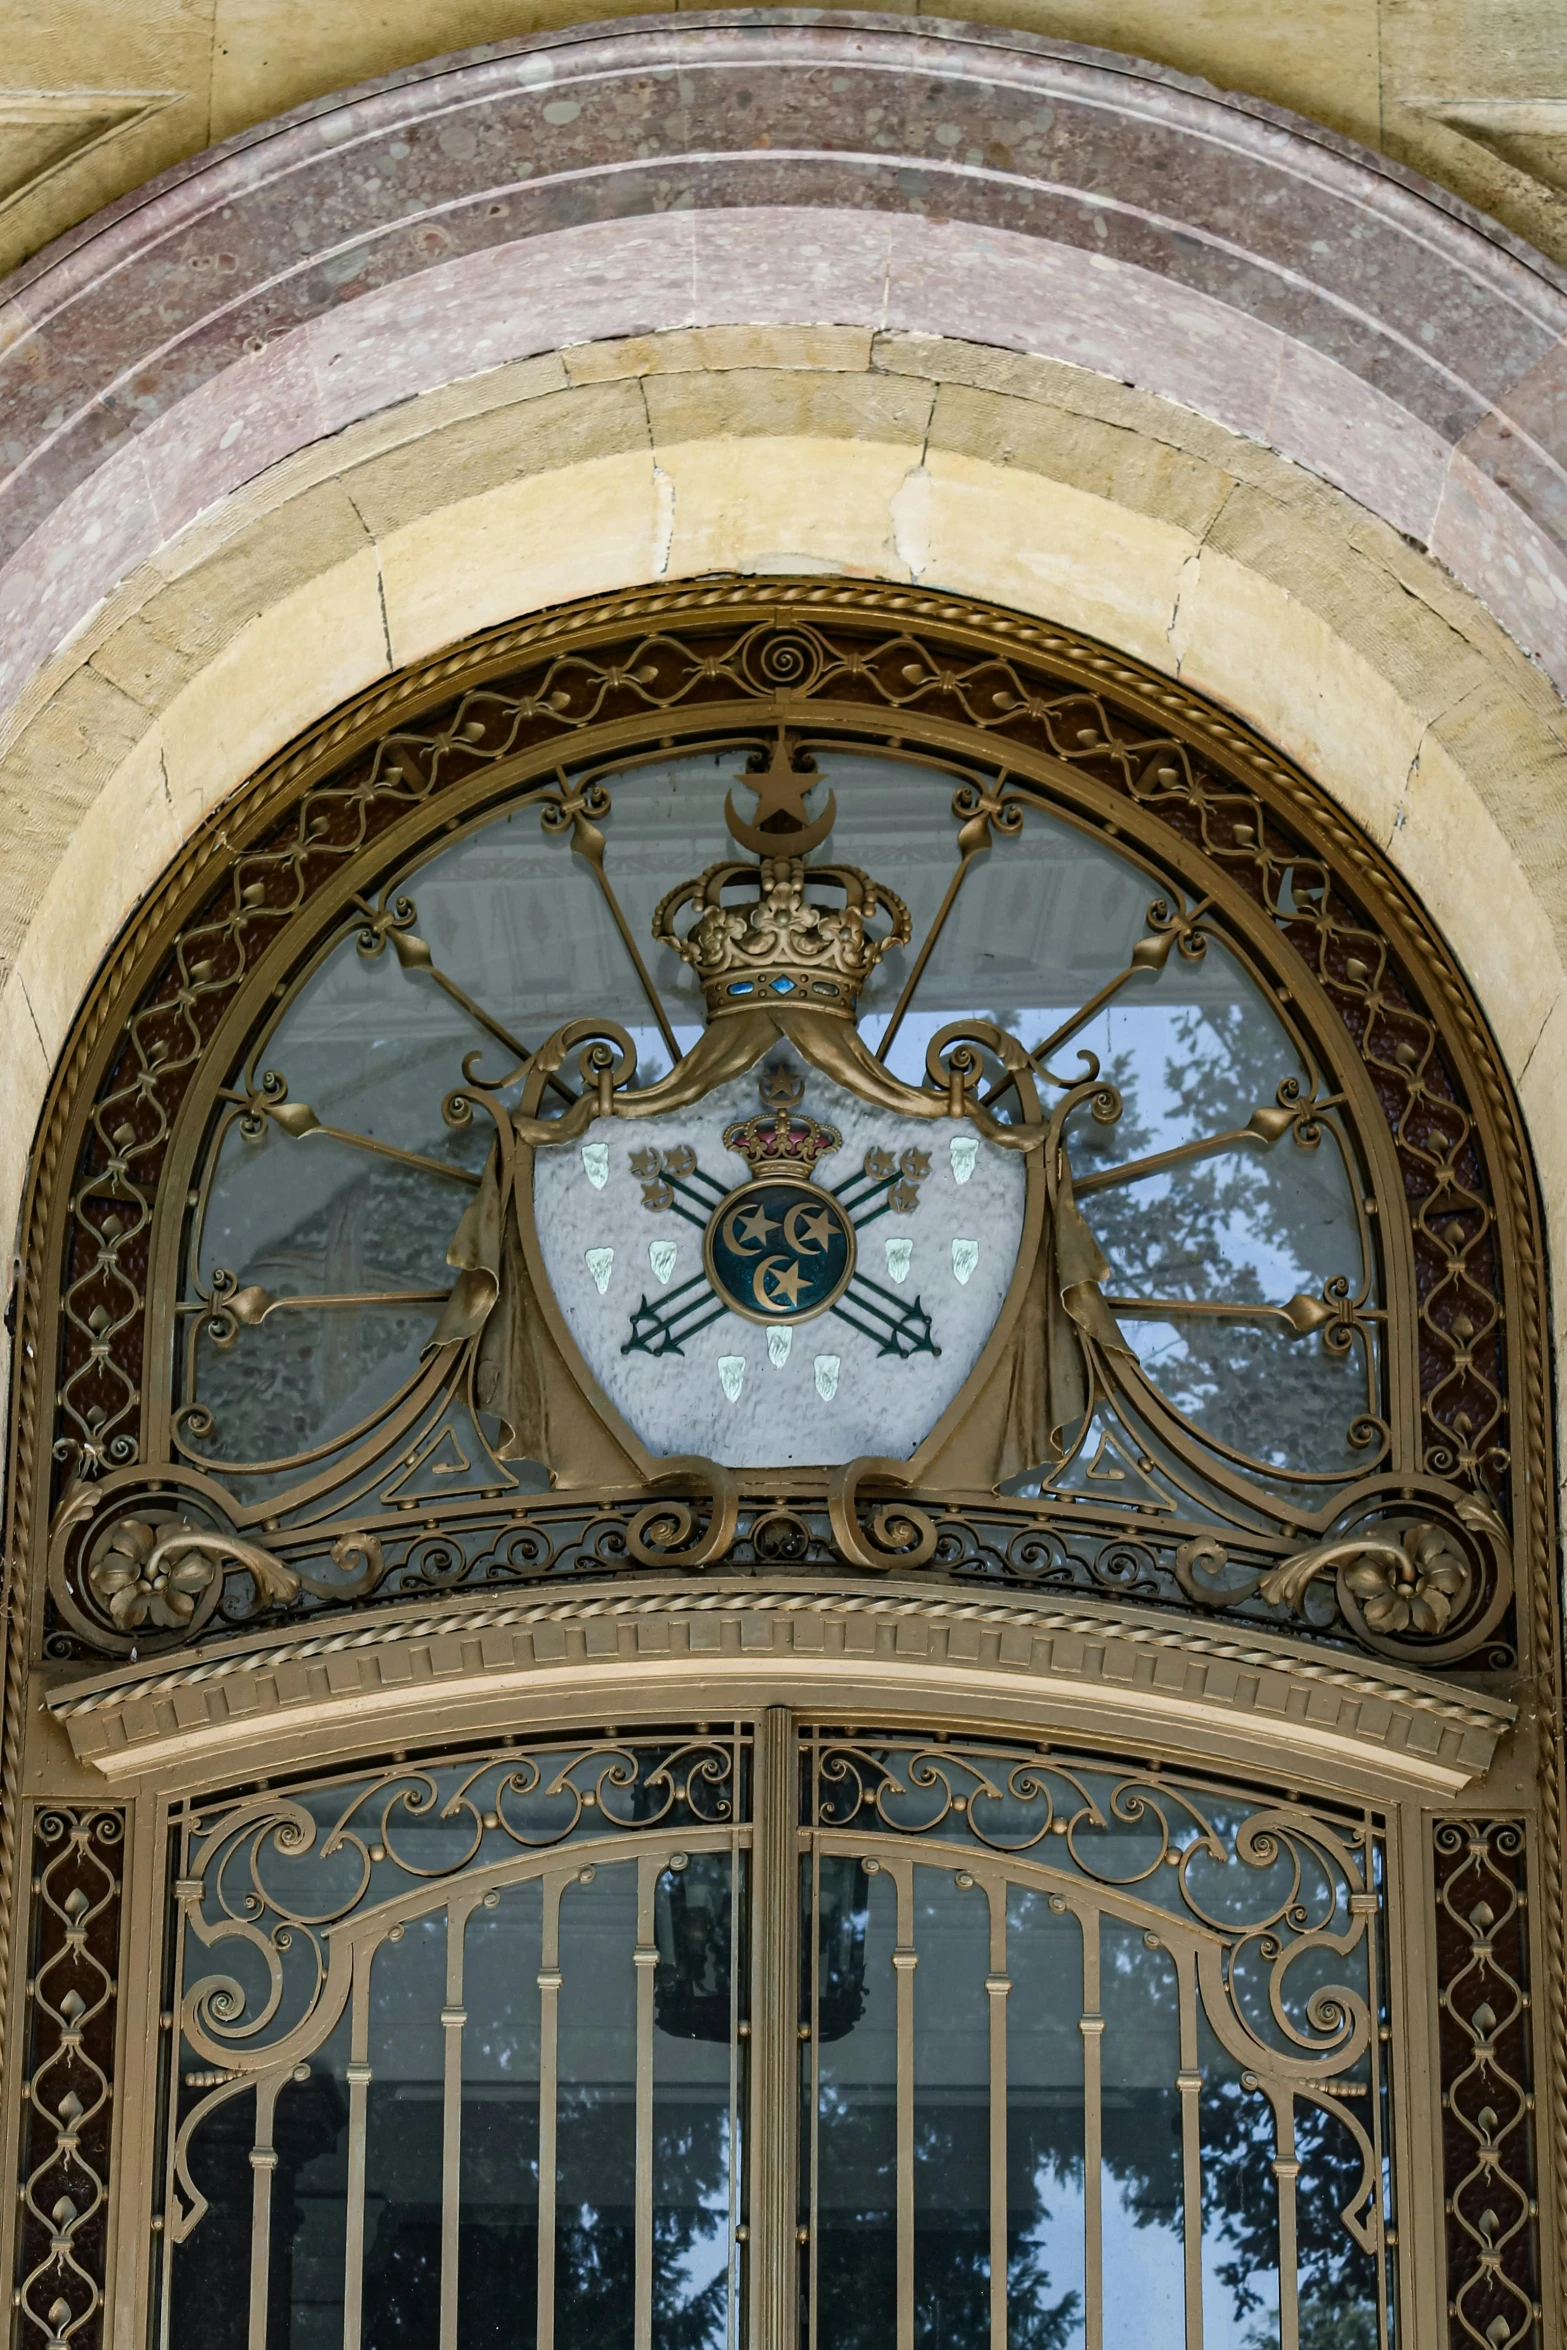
[1435,1820,1543,2350]
[1,580,1561,2350]
[12,1809,124,2350]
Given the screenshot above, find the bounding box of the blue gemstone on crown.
[728,980,754,996]
[771,976,795,994]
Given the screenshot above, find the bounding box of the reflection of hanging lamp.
[813,1857,870,2044]
[654,1858,735,2043]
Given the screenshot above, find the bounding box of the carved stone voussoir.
[45,1579,1514,1792]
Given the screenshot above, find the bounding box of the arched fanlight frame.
[9,580,1545,1684]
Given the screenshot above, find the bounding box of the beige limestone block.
[913,448,1198,675]
[149,355,572,581]
[0,950,54,1370]
[0,0,211,267]
[341,381,650,542]
[0,666,152,970]
[1517,976,1567,1296]
[158,548,388,820]
[653,435,922,583]
[565,326,873,385]
[376,450,665,671]
[128,478,374,676]
[1426,678,1567,954]
[873,333,1270,486]
[970,0,1382,147]
[1170,544,1424,850]
[207,0,664,143]
[644,367,935,452]
[1390,728,1563,1079]
[925,380,1232,543]
[1201,483,1495,726]
[9,731,184,1070]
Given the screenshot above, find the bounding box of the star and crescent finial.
[723,729,838,856]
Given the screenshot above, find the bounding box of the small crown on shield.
[723,1066,841,1180]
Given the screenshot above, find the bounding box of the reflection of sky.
[662,2108,732,2349]
[1023,2167,1278,2350]
[196,751,1374,1476]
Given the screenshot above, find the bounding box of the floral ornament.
[87,1514,217,1631]
[1342,1523,1471,1634]
[1260,1517,1473,1635]
[84,1510,301,1636]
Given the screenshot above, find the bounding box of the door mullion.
[749,1708,799,2350]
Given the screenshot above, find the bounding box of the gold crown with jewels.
[722,1067,841,1177]
[651,735,911,1020]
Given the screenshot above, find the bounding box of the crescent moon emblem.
[723,788,838,858]
[783,1201,835,1256]
[751,1255,794,1309]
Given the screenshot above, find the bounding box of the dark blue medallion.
[703,1178,856,1324]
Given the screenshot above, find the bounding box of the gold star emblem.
[785,1203,835,1256]
[765,1258,807,1309]
[731,1203,780,1251]
[744,735,818,828]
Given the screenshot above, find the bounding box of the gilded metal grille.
[25,589,1538,1680]
[12,1808,125,2350]
[798,1731,1391,2350]
[154,1721,1397,2350]
[1435,1820,1541,2350]
[159,1731,751,2350]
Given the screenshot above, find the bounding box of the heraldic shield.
[428,734,1138,1499]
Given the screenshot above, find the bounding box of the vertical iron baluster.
[342,1962,373,2350]
[749,1710,798,2350]
[729,1797,744,2350]
[890,1858,918,2350]
[807,1836,821,2350]
[440,1899,471,2350]
[1271,2091,1301,2350]
[1080,1905,1104,2350]
[1361,1817,1391,2350]
[536,1874,568,2350]
[1173,1948,1204,2350]
[247,2076,282,2350]
[634,1855,660,2350]
[984,1878,1010,2350]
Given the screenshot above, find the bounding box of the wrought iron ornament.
[12,1810,124,2350]
[0,582,1558,2350]
[25,587,1536,1679]
[1435,1820,1543,2350]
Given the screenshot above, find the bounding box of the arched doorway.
[5,583,1555,2350]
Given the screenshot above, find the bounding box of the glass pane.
[279,2009,352,2350]
[188,747,1378,1489]
[913,1866,991,2342]
[460,1881,543,2350]
[363,1915,447,2347]
[653,1852,738,2348]
[1197,2008,1280,2350]
[169,2077,254,2350]
[1100,1921,1184,2350]
[1006,1887,1085,2350]
[812,1857,897,2350]
[555,1862,637,2350]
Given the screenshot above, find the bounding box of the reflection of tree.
[1071,1005,1368,1472]
[809,1876,1379,2350]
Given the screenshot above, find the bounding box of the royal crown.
[723,1066,841,1178]
[651,735,911,1021]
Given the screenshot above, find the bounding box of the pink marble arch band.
[1,9,1565,714]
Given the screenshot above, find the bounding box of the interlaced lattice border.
[0,580,1559,2343]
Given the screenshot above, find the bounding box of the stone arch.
[2,17,1566,1417]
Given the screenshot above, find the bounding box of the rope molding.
[46,1585,1512,1734]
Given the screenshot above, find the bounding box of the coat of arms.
[429,736,1133,1504]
